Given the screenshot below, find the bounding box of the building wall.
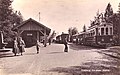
[14,18,51,47]
[21,30,36,46]
[18,21,46,47]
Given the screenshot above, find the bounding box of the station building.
[13,18,51,47]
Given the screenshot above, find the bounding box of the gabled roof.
[13,18,51,31]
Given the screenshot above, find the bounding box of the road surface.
[0,44,120,75]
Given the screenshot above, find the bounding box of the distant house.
[13,18,51,47]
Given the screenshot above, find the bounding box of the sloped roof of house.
[13,18,51,31]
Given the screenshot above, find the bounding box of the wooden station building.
[13,18,51,47]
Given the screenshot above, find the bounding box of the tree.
[108,3,120,45]
[0,0,14,42]
[104,3,113,23]
[104,3,113,18]
[50,31,56,38]
[83,25,86,32]
[0,0,13,22]
[68,27,78,35]
[10,11,23,26]
[68,27,72,35]
[112,14,120,45]
[68,27,78,42]
[0,0,22,43]
[118,3,120,14]
[72,27,78,35]
[48,31,56,44]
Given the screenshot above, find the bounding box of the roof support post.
[43,27,47,47]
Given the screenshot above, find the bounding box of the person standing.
[48,38,51,45]
[12,37,19,56]
[18,37,25,55]
[64,38,68,52]
[36,40,40,54]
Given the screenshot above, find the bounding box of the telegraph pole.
[39,12,40,22]
[38,12,47,47]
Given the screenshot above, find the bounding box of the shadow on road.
[47,52,120,75]
[48,60,120,75]
[25,53,37,55]
[48,52,64,54]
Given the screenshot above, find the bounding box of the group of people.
[12,37,25,56]
[41,38,69,53]
[12,37,68,56]
[36,38,68,53]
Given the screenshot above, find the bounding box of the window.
[93,30,95,36]
[106,28,108,35]
[90,31,92,36]
[27,34,32,36]
[89,33,90,36]
[96,28,98,35]
[104,24,106,26]
[110,27,112,35]
[101,28,104,35]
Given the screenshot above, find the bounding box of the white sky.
[12,0,120,34]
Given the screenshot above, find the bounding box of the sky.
[12,0,120,34]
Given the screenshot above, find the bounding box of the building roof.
[13,18,51,31]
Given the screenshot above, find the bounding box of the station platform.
[0,48,12,52]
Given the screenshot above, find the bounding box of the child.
[36,40,40,54]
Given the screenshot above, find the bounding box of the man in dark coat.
[64,38,68,52]
[36,40,40,54]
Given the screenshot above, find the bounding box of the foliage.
[48,31,56,42]
[107,3,120,45]
[83,25,86,32]
[118,3,120,14]
[10,11,23,26]
[104,3,113,23]
[0,0,23,43]
[0,0,13,22]
[68,27,78,36]
[104,3,113,18]
[68,27,78,42]
[49,31,56,39]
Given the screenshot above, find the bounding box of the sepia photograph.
[0,0,120,75]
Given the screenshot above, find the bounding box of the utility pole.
[38,12,47,47]
[39,12,40,22]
